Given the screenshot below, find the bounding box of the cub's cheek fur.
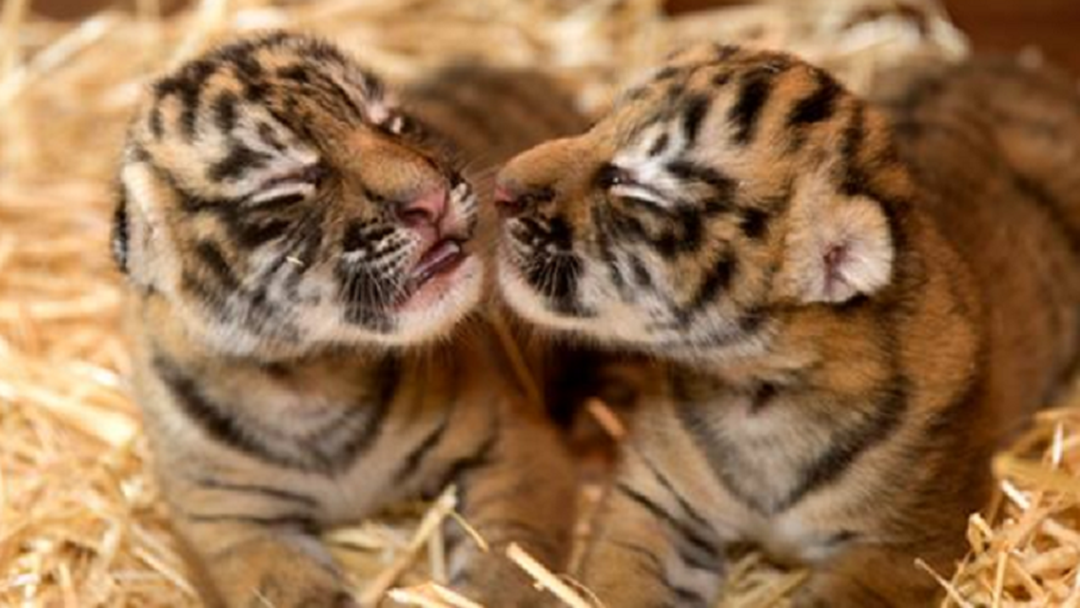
[114,32,588,608]
[777,175,894,304]
[491,41,1080,608]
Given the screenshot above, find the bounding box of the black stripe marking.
[311,355,400,473]
[713,44,739,61]
[603,539,665,579]
[234,219,291,248]
[788,71,842,126]
[739,207,770,239]
[779,381,908,511]
[839,105,868,196]
[672,373,759,512]
[394,412,452,482]
[194,240,241,292]
[638,454,713,538]
[665,161,736,200]
[257,122,286,152]
[153,355,301,468]
[149,107,165,139]
[728,73,773,145]
[246,192,306,213]
[680,94,712,146]
[630,255,652,288]
[208,143,271,182]
[434,423,499,504]
[648,132,671,158]
[183,510,317,534]
[748,382,778,414]
[653,66,683,81]
[1011,170,1080,255]
[591,206,630,296]
[111,188,130,273]
[213,92,239,133]
[687,253,736,312]
[525,252,585,316]
[226,47,264,81]
[276,64,367,124]
[615,483,720,562]
[195,477,319,508]
[153,353,399,474]
[153,58,218,140]
[672,585,709,608]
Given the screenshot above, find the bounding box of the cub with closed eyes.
[494,43,1080,606]
[113,32,586,607]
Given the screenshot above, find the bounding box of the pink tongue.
[412,240,463,284]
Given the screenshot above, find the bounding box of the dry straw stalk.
[2,0,1074,606]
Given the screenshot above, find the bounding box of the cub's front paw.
[451,554,552,608]
[238,574,358,608]
[792,572,937,608]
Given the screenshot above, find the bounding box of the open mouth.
[407,238,468,292]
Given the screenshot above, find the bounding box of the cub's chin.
[392,252,485,344]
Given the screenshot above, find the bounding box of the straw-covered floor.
[2,0,1079,605]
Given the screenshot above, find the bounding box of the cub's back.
[878,58,1080,431]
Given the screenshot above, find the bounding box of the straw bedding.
[1,0,1077,605]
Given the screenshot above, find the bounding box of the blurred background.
[28,0,1080,73]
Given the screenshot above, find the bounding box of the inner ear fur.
[777,175,894,305]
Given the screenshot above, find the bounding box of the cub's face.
[495,45,900,359]
[115,33,482,356]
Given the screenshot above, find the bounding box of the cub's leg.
[793,544,947,608]
[445,409,578,606]
[577,449,725,608]
[162,478,353,608]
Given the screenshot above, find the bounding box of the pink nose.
[396,186,448,227]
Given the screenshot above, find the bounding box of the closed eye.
[246,183,315,210]
[611,183,670,209]
[597,162,671,209]
[245,163,327,209]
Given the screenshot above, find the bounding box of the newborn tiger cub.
[112,32,584,607]
[493,44,1080,607]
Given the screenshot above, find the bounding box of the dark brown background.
[29,0,1080,73]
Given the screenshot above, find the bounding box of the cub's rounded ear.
[115,160,180,291]
[777,178,894,304]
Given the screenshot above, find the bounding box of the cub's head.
[114,33,482,357]
[495,45,909,359]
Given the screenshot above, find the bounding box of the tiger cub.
[493,44,1080,607]
[112,32,586,607]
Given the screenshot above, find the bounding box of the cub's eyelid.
[246,180,316,207]
[245,163,328,206]
[611,183,670,208]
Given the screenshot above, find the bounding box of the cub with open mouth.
[113,32,581,607]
